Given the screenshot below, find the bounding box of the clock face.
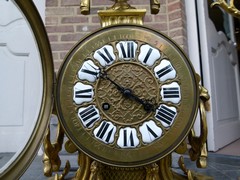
[56,25,199,167]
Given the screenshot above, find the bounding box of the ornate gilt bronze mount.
[211,0,240,18]
[43,1,211,179]
[80,0,160,16]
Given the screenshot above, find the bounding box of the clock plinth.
[98,9,146,27]
[42,1,211,179]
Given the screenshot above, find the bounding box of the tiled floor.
[19,140,240,180]
[216,139,240,156]
[0,139,238,179]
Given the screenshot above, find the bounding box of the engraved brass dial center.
[96,62,159,125]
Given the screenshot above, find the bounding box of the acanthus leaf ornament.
[211,0,240,18]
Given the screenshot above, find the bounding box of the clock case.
[1,0,210,179]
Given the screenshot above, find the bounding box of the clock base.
[44,144,213,180]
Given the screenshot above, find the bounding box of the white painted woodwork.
[0,0,43,156]
[195,0,240,151]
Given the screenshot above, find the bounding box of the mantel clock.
[0,0,210,179]
[51,1,210,179]
[56,24,199,167]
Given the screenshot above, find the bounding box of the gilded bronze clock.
[56,24,199,167]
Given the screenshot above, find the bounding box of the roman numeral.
[73,82,94,105]
[161,82,181,104]
[117,128,139,148]
[156,64,173,78]
[94,45,116,66]
[78,60,100,82]
[146,125,158,138]
[97,47,114,63]
[75,89,92,98]
[81,69,98,76]
[138,44,161,66]
[143,48,153,63]
[78,105,100,128]
[93,121,116,144]
[155,105,177,127]
[139,120,162,143]
[117,41,136,60]
[154,60,176,82]
[162,87,180,98]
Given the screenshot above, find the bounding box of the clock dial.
[56,25,199,167]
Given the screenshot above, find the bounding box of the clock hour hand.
[123,89,156,112]
[99,69,125,93]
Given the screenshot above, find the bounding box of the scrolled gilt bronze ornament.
[211,0,240,18]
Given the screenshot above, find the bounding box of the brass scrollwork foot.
[43,121,65,176]
[75,152,93,179]
[188,83,210,168]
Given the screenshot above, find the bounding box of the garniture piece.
[43,0,210,179]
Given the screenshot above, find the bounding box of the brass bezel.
[0,0,54,179]
[56,24,199,167]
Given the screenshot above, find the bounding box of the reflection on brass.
[211,0,240,18]
[43,118,64,176]
[80,0,90,15]
[188,85,210,168]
